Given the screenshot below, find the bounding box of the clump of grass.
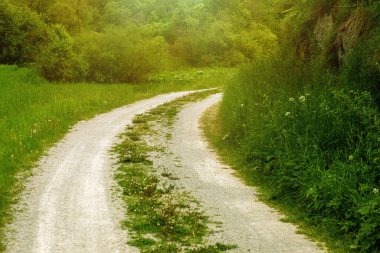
[189,243,237,253]
[113,90,236,252]
[0,65,226,251]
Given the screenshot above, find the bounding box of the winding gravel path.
[171,93,324,253]
[5,91,195,253]
[7,91,325,253]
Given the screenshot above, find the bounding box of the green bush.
[38,24,88,82]
[77,27,169,83]
[0,1,86,82]
[0,0,48,64]
[340,27,380,103]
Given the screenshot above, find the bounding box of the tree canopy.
[3,0,378,83]
[1,0,284,82]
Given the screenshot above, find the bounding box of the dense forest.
[0,0,278,82]
[1,0,380,252]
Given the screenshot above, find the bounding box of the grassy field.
[0,65,230,251]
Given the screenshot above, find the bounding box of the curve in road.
[171,93,324,253]
[6,91,195,253]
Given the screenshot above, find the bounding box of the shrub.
[77,27,169,83]
[0,0,48,64]
[38,24,88,82]
[340,27,380,104]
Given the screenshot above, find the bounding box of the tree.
[0,0,49,64]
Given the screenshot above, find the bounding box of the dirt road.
[171,93,324,252]
[7,91,324,253]
[5,91,194,253]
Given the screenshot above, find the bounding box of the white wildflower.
[222,134,229,140]
[299,96,306,102]
[373,188,379,194]
[285,112,291,117]
[289,97,295,102]
[348,155,354,161]
[32,129,37,134]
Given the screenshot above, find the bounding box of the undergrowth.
[211,2,380,251]
[113,90,237,252]
[213,56,380,253]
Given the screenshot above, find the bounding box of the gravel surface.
[171,93,325,253]
[5,91,195,253]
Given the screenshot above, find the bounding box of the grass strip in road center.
[112,90,237,252]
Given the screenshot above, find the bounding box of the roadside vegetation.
[113,90,237,252]
[207,0,380,252]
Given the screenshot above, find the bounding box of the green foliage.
[217,1,380,252]
[220,58,380,252]
[38,24,88,81]
[46,2,78,32]
[219,42,380,253]
[147,68,236,89]
[77,27,169,83]
[0,0,48,64]
[340,27,380,102]
[1,0,281,81]
[0,1,87,81]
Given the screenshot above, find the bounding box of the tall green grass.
[215,58,380,252]
[0,65,226,251]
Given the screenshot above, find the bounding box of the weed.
[188,243,238,253]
